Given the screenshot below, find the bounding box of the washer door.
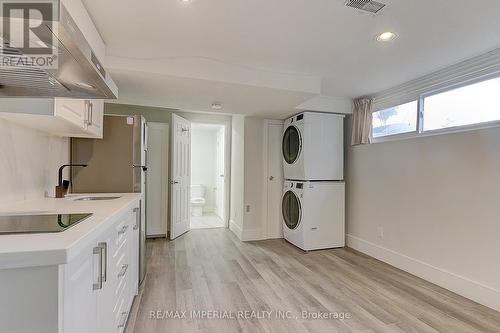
[282,125,301,165]
[282,190,302,230]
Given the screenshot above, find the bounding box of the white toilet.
[190,184,206,217]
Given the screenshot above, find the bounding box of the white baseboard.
[229,220,242,240]
[346,234,500,312]
[241,228,263,242]
[202,206,216,214]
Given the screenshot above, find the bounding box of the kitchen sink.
[73,196,121,201]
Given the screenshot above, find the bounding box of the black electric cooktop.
[0,213,93,235]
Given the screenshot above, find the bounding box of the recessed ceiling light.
[211,103,222,110]
[181,0,192,2]
[376,31,397,42]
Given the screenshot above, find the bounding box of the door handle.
[171,181,180,184]
[269,176,275,181]
[133,165,148,172]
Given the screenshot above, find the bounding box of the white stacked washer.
[281,112,346,250]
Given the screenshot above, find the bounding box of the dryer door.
[282,125,302,165]
[282,190,302,230]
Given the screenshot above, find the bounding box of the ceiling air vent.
[345,0,386,14]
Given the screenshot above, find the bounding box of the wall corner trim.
[229,220,243,240]
[346,234,500,312]
[241,228,263,242]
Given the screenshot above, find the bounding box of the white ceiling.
[83,0,500,117]
[108,69,314,118]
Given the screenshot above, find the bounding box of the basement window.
[422,77,500,131]
[372,101,418,138]
[372,76,500,141]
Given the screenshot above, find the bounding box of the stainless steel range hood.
[0,1,118,99]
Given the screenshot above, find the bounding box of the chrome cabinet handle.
[84,101,92,126]
[117,311,128,328]
[118,225,129,235]
[92,245,103,290]
[98,242,107,283]
[133,207,140,230]
[89,101,93,126]
[84,101,89,126]
[118,264,129,278]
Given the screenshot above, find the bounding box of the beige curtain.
[351,98,373,146]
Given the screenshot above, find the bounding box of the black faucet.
[55,164,88,198]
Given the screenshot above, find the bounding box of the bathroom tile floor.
[190,212,225,229]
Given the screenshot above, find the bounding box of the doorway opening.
[190,122,227,229]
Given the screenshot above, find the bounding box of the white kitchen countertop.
[0,193,141,269]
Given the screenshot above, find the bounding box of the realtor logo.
[1,0,58,68]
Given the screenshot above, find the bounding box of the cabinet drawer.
[115,220,130,248]
[114,239,129,299]
[114,289,130,333]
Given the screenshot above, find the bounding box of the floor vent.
[345,0,386,14]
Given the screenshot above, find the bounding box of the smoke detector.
[211,102,222,110]
[345,0,386,14]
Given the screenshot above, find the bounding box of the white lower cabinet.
[61,242,98,333]
[62,205,140,333]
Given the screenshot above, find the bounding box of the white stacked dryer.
[281,112,346,250]
[282,112,344,181]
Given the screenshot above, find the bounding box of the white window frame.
[371,73,500,143]
[371,101,420,142]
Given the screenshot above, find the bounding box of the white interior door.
[266,121,284,239]
[170,114,191,239]
[146,123,169,237]
[215,127,225,219]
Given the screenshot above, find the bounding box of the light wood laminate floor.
[125,229,500,333]
[190,213,225,229]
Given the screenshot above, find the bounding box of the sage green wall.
[104,103,231,124]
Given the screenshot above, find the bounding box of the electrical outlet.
[377,226,384,239]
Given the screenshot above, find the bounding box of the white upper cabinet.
[0,98,104,138]
[54,98,88,128]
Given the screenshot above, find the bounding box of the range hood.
[0,2,118,99]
